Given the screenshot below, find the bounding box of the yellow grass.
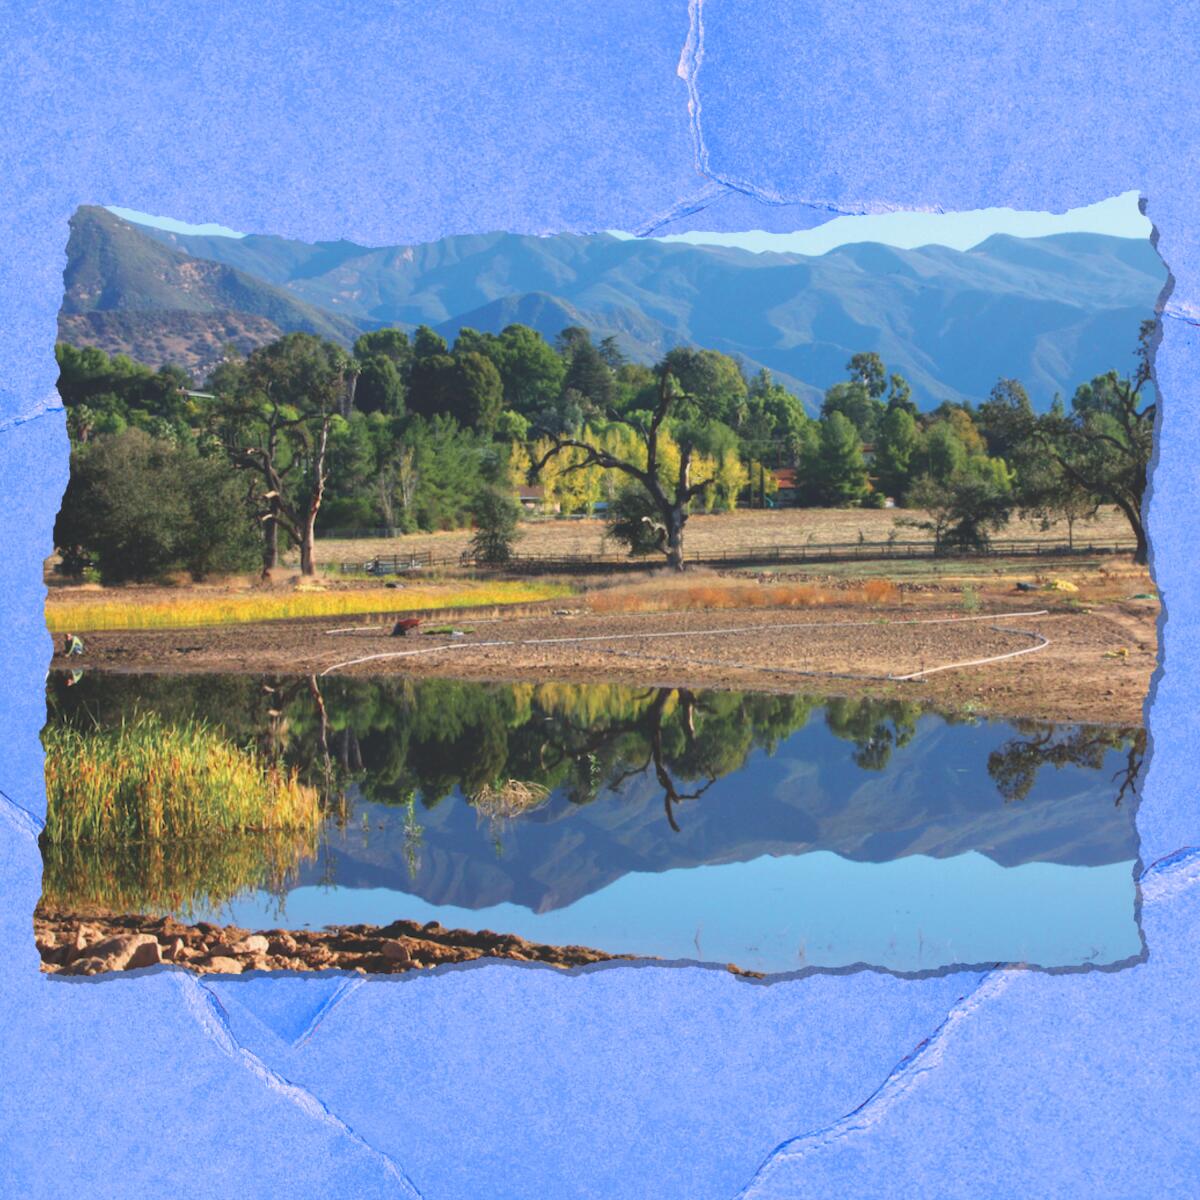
[46,580,573,633]
[584,574,906,615]
[588,581,848,613]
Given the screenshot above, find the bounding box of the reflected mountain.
[47,673,1143,916]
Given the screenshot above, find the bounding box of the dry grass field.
[311,506,1134,566]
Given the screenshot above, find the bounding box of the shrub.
[469,486,523,564]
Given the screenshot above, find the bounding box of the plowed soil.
[58,596,1158,725]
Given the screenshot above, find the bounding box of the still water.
[44,673,1144,974]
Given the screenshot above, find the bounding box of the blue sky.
[109,191,1149,255]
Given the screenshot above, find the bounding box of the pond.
[43,673,1144,975]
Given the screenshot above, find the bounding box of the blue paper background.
[2,3,1198,1195]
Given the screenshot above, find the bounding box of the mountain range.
[59,205,1165,412]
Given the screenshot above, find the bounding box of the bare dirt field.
[61,580,1157,726]
[312,505,1135,566]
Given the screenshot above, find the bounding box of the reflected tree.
[987,724,1145,805]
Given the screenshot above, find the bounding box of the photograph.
[6,6,1200,1198]
[39,197,1159,978]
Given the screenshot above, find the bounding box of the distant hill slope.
[66,206,1164,408]
[60,207,366,375]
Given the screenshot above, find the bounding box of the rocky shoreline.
[34,910,637,976]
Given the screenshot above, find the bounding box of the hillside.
[63,206,1164,406]
[60,207,366,374]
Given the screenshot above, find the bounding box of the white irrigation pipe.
[889,624,1051,680]
[319,609,1052,678]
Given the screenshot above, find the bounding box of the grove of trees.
[53,317,1157,580]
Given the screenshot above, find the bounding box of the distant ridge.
[62,206,1164,408]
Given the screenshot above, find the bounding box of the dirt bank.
[55,595,1157,725]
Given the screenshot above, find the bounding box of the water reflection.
[44,673,1145,972]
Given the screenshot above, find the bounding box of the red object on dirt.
[391,617,423,637]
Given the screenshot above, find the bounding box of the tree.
[977,378,1035,460]
[354,354,405,416]
[407,348,503,433]
[214,332,355,575]
[822,380,884,442]
[885,372,917,417]
[469,486,522,564]
[1032,322,1156,564]
[412,325,448,359]
[492,324,565,415]
[921,421,968,484]
[55,429,259,582]
[874,406,919,501]
[743,369,812,466]
[904,464,1014,552]
[453,351,504,434]
[847,351,887,400]
[606,481,670,556]
[531,355,719,570]
[1017,453,1099,549]
[809,412,869,505]
[662,347,747,427]
[407,352,456,419]
[558,328,616,414]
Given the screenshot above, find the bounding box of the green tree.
[214,332,355,575]
[412,325,448,360]
[492,324,565,416]
[55,429,258,582]
[606,481,669,556]
[469,486,522,565]
[662,347,748,427]
[904,463,1014,552]
[921,421,969,484]
[847,351,887,400]
[354,354,405,416]
[874,406,919,501]
[558,328,616,414]
[453,350,504,434]
[809,412,869,505]
[1031,322,1155,564]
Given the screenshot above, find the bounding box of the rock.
[232,934,270,955]
[267,936,297,956]
[126,940,163,969]
[63,956,109,976]
[201,956,243,974]
[35,931,58,951]
[381,940,411,964]
[80,933,158,971]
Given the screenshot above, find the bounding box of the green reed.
[43,713,322,844]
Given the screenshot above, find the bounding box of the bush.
[55,429,260,582]
[606,483,667,556]
[469,486,522,564]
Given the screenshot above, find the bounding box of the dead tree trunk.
[298,417,331,576]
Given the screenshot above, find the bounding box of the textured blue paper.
[2,3,1198,1196]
